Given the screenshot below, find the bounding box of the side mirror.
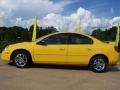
[37,41,47,45]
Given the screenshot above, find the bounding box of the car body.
[1,32,120,72]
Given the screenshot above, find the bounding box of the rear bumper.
[108,53,120,65]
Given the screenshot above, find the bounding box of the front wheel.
[89,56,108,73]
[12,51,31,68]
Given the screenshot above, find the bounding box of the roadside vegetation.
[0,25,57,52]
[0,25,118,52]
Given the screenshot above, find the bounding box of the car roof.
[35,32,97,43]
[48,32,94,38]
[48,32,88,36]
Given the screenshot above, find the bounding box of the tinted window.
[69,34,93,44]
[41,34,68,44]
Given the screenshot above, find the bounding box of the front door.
[33,33,68,64]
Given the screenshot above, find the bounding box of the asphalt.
[0,57,120,90]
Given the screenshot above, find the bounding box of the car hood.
[10,42,32,46]
[8,42,34,49]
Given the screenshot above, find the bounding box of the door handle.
[88,48,92,51]
[59,48,65,50]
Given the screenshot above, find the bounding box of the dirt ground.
[0,57,120,90]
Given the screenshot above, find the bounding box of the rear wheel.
[89,56,108,73]
[12,51,31,68]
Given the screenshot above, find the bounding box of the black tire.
[12,51,31,68]
[89,56,108,73]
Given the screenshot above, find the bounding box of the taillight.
[114,46,120,52]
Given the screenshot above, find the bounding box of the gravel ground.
[0,57,120,90]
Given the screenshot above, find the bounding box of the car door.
[33,33,68,64]
[67,34,94,64]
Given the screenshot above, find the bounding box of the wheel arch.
[10,49,32,62]
[89,54,109,65]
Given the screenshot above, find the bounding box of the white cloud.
[0,0,71,27]
[40,7,119,34]
[0,0,71,19]
[12,18,33,28]
[0,0,120,34]
[41,8,94,32]
[39,7,120,34]
[110,17,120,26]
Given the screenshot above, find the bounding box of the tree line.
[0,25,57,52]
[91,26,118,41]
[0,25,119,52]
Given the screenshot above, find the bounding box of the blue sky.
[62,0,120,18]
[0,0,120,33]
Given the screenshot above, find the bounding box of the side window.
[40,34,68,44]
[69,34,93,44]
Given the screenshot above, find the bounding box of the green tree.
[91,26,117,41]
[28,25,58,41]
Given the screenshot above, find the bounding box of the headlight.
[3,46,9,51]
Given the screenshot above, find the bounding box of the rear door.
[67,34,94,64]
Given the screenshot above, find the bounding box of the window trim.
[38,33,69,45]
[37,33,94,45]
[68,34,94,45]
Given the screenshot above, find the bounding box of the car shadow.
[8,62,89,71]
[32,64,120,72]
[108,65,120,72]
[32,64,89,71]
[8,62,120,72]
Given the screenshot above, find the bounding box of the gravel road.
[0,57,120,90]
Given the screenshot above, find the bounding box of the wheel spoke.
[14,53,27,67]
[93,58,106,71]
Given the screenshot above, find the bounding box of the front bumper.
[1,51,11,62]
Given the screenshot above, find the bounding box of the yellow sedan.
[1,32,120,72]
